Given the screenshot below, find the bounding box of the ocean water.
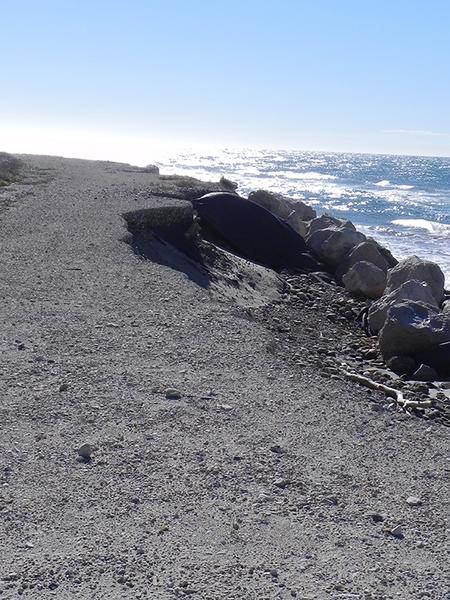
[156,148,450,284]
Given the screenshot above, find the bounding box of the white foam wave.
[375,180,414,190]
[392,219,450,236]
[278,171,337,181]
[328,203,353,211]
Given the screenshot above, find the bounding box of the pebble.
[270,444,283,454]
[59,383,69,392]
[406,496,422,506]
[273,477,289,489]
[389,525,404,539]
[165,388,182,400]
[77,443,93,460]
[367,512,384,523]
[270,568,278,578]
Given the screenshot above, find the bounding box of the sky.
[1,0,450,161]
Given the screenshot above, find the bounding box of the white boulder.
[385,256,445,304]
[342,261,387,300]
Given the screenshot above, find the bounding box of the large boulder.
[385,256,445,304]
[336,240,393,281]
[248,190,316,234]
[415,341,450,377]
[308,227,366,268]
[192,192,313,271]
[305,215,355,240]
[342,261,387,299]
[370,238,397,269]
[368,280,439,334]
[379,301,450,360]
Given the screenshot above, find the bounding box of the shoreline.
[0,153,449,598]
[155,148,450,284]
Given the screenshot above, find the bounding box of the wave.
[392,219,450,236]
[375,180,414,190]
[278,171,337,181]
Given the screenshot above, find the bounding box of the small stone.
[406,496,422,506]
[367,512,384,523]
[59,383,69,392]
[165,388,181,400]
[270,568,278,578]
[389,525,404,538]
[273,478,289,489]
[77,443,93,460]
[25,541,34,549]
[219,403,233,411]
[270,444,283,454]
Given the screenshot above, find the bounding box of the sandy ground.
[0,155,449,600]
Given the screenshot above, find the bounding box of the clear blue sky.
[2,0,450,157]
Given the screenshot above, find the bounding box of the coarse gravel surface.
[0,155,449,600]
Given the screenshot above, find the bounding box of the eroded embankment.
[121,192,450,426]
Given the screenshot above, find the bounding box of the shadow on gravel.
[122,207,211,288]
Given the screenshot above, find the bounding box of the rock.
[367,511,384,523]
[308,228,366,268]
[193,192,314,271]
[412,364,438,382]
[414,341,450,377]
[336,240,394,280]
[406,496,422,506]
[248,189,316,236]
[442,300,450,316]
[269,569,278,578]
[384,256,445,304]
[59,383,69,392]
[305,215,355,239]
[342,261,387,299]
[77,443,92,460]
[368,280,438,334]
[142,164,160,174]
[165,388,182,400]
[219,176,238,191]
[269,444,283,454]
[273,477,289,488]
[123,203,194,230]
[389,525,404,539]
[386,356,417,376]
[379,301,450,360]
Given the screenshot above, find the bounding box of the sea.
[155,148,450,284]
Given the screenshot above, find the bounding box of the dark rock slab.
[414,341,450,377]
[192,192,318,272]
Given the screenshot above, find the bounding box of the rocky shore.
[0,153,449,599]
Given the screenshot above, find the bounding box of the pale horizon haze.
[2,0,450,161]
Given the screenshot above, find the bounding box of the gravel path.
[0,155,449,599]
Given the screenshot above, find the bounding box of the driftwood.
[340,368,432,411]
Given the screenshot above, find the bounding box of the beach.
[1,154,449,599]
